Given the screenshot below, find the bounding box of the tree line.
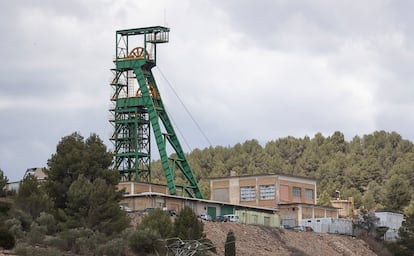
[152,130,414,213]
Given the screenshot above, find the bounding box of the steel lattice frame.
[109,26,203,198]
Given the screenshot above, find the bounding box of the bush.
[129,228,166,255]
[224,230,236,256]
[27,222,46,245]
[10,209,32,232]
[0,201,11,215]
[97,237,127,256]
[36,212,57,235]
[174,206,204,240]
[49,228,105,254]
[14,243,61,256]
[5,218,24,238]
[139,208,173,238]
[0,225,15,249]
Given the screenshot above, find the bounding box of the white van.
[224,214,239,222]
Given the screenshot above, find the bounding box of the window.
[240,186,256,201]
[293,187,301,198]
[260,185,275,200]
[305,189,314,200]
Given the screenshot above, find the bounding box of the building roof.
[124,192,278,213]
[278,202,340,210]
[209,172,317,182]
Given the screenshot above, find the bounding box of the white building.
[375,212,404,241]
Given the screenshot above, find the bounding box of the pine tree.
[139,208,173,238]
[174,206,204,240]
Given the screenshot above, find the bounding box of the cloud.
[1,0,414,182]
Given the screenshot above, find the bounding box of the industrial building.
[210,173,339,227]
[210,173,317,206]
[118,181,280,227]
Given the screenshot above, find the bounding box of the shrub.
[14,243,61,256]
[224,230,236,256]
[36,212,57,235]
[0,201,11,215]
[5,218,24,238]
[10,209,32,232]
[174,206,204,240]
[27,222,46,245]
[50,227,105,254]
[139,208,173,238]
[0,225,15,249]
[129,228,166,255]
[97,237,127,256]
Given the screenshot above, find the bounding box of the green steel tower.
[109,26,203,199]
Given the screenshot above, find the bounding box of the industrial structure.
[109,26,202,198]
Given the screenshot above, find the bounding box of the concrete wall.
[279,204,339,227]
[301,218,353,235]
[375,212,404,241]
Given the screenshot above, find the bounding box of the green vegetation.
[397,213,414,255]
[0,169,8,197]
[1,132,130,255]
[224,230,236,256]
[152,130,414,213]
[174,206,204,240]
[134,206,214,255]
[0,225,15,249]
[139,208,174,238]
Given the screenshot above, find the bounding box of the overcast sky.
[1,0,414,182]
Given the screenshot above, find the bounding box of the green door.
[207,206,217,219]
[220,205,234,215]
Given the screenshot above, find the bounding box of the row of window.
[294,187,315,200]
[240,185,314,201]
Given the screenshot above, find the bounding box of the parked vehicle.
[214,215,228,222]
[119,205,133,213]
[223,214,239,222]
[305,226,314,232]
[199,214,212,221]
[292,226,305,231]
[292,226,313,232]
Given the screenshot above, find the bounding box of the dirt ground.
[203,221,377,256]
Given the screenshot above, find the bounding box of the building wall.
[210,174,317,208]
[278,178,316,204]
[121,194,280,228]
[120,196,153,211]
[236,209,279,227]
[279,206,298,227]
[117,182,171,195]
[375,212,404,241]
[301,218,353,235]
[331,198,354,218]
[278,204,339,227]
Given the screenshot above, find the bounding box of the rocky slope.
[204,222,377,256]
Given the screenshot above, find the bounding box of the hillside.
[151,130,414,213]
[204,222,378,256]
